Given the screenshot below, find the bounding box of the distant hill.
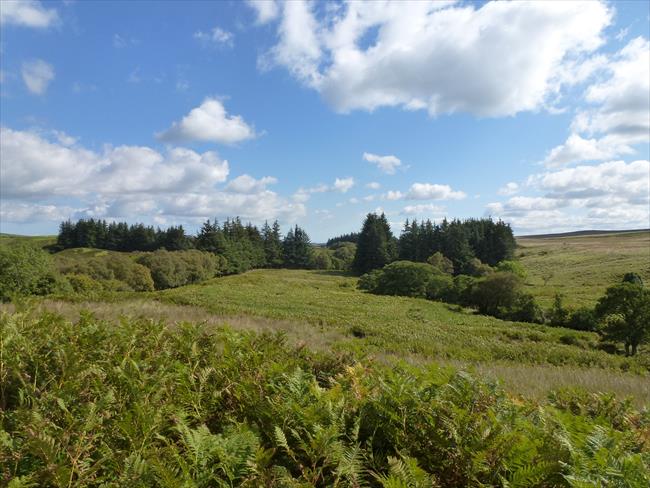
[517,229,649,239]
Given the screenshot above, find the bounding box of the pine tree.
[283,225,313,268]
[352,213,396,274]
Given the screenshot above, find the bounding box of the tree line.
[56,218,316,274]
[351,213,516,275]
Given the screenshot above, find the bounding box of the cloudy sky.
[1,0,648,240]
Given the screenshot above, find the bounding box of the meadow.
[518,230,650,308]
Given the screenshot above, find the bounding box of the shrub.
[309,248,333,270]
[426,252,454,275]
[425,274,453,301]
[506,292,544,323]
[567,307,598,331]
[136,249,227,290]
[357,269,383,292]
[471,272,522,316]
[449,274,478,306]
[548,292,569,327]
[0,244,65,300]
[462,257,493,277]
[67,273,105,295]
[58,253,155,292]
[622,272,644,286]
[374,261,437,298]
[495,260,527,279]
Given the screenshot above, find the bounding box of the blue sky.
[1,0,648,241]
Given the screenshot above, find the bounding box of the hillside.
[517,230,650,308]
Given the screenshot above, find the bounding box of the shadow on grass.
[310,270,356,277]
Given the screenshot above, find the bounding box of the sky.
[1,0,649,241]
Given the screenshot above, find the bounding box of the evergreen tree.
[283,225,313,268]
[352,213,396,274]
[263,221,284,268]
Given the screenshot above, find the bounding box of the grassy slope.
[154,269,649,405]
[517,230,650,308]
[0,233,56,249]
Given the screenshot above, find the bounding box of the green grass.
[0,233,56,249]
[517,230,650,308]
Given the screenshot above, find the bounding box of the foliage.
[623,272,644,286]
[353,213,397,274]
[57,252,155,292]
[310,248,334,270]
[496,260,527,279]
[398,218,516,272]
[283,225,314,269]
[426,252,454,275]
[57,218,191,252]
[549,293,570,327]
[567,307,598,332]
[2,310,647,486]
[0,244,68,301]
[136,249,227,290]
[595,283,650,356]
[372,261,438,298]
[462,257,494,277]
[326,232,359,247]
[471,272,523,317]
[425,273,453,301]
[331,242,357,271]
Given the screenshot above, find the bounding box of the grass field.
[518,230,650,308]
[13,266,645,406]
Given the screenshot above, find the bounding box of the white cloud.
[157,98,256,144]
[226,174,277,194]
[366,181,381,190]
[0,127,230,199]
[0,0,58,28]
[194,27,234,48]
[498,182,519,196]
[363,152,402,174]
[333,177,355,193]
[246,0,279,25]
[21,59,55,95]
[487,160,650,232]
[259,0,612,116]
[385,190,403,201]
[401,204,445,216]
[0,127,302,225]
[405,183,466,200]
[543,37,650,167]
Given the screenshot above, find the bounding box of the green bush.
[309,248,333,270]
[496,260,527,279]
[426,252,454,275]
[463,257,494,277]
[357,269,383,291]
[58,253,155,291]
[0,244,66,300]
[471,272,522,316]
[567,307,598,331]
[67,273,105,295]
[136,249,227,290]
[425,273,453,301]
[374,261,437,298]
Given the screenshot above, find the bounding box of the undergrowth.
[2,310,648,487]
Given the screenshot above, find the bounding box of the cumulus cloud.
[0,127,303,226]
[543,37,649,167]
[405,183,466,200]
[498,182,519,196]
[333,177,354,193]
[257,0,612,116]
[363,152,402,174]
[194,27,234,48]
[366,182,381,190]
[246,0,279,25]
[0,0,58,28]
[21,59,55,95]
[487,160,650,232]
[385,191,403,201]
[226,174,277,194]
[157,98,256,144]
